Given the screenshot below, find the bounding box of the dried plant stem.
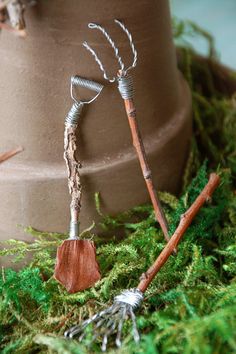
[0,146,23,163]
[138,173,220,293]
[123,98,170,242]
[64,124,82,227]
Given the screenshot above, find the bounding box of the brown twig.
[137,173,220,293]
[122,96,170,243]
[64,124,82,226]
[0,146,23,163]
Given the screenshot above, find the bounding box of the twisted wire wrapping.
[71,75,103,94]
[65,101,84,126]
[114,288,143,308]
[117,74,134,100]
[64,288,143,351]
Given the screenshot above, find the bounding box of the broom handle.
[122,97,170,243]
[137,173,220,293]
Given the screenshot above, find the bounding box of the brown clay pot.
[0,0,192,244]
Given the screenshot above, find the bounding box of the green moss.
[0,19,236,354]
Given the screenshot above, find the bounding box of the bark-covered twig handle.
[64,123,82,239]
[137,173,220,293]
[83,21,170,244]
[64,76,103,239]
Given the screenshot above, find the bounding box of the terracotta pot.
[0,0,192,243]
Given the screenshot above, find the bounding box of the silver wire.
[65,101,84,126]
[70,75,104,104]
[117,74,134,100]
[82,41,116,83]
[83,20,137,82]
[114,288,143,308]
[68,221,80,240]
[88,22,125,72]
[114,19,137,73]
[64,288,144,351]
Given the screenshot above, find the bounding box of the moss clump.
[1,19,236,353]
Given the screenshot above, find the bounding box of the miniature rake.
[83,19,170,243]
[64,169,220,351]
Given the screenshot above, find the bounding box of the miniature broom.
[65,172,220,350]
[54,76,103,293]
[83,20,170,243]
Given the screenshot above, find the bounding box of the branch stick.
[137,173,220,293]
[0,146,23,163]
[123,97,170,243]
[64,124,82,234]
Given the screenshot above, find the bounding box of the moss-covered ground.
[0,20,236,353]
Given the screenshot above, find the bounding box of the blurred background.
[171,0,236,69]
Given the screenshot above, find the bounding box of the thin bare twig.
[0,146,23,163]
[137,173,220,292]
[121,92,170,243]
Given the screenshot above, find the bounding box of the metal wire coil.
[69,221,80,240]
[65,101,84,126]
[117,74,134,100]
[114,288,143,309]
[71,76,103,94]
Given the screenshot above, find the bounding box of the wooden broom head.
[54,239,101,293]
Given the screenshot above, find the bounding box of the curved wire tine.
[82,41,116,83]
[101,318,118,352]
[115,306,126,348]
[65,312,99,338]
[84,20,137,81]
[129,307,140,343]
[88,22,125,72]
[114,19,137,74]
[101,334,108,352]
